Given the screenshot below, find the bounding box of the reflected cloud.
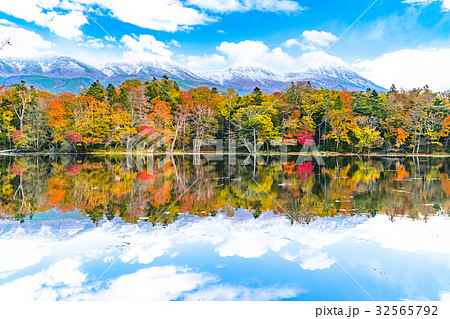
[0,239,51,275]
[0,211,449,301]
[82,266,215,301]
[352,215,450,254]
[184,285,303,301]
[0,259,86,301]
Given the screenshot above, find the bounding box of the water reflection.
[0,155,449,301]
[1,155,449,223]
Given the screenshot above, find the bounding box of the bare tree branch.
[0,38,11,50]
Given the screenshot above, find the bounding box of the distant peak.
[227,62,271,71]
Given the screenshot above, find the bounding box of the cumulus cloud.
[352,48,450,91]
[282,30,338,51]
[120,34,173,60]
[404,0,450,11]
[78,0,214,32]
[299,50,349,69]
[282,38,301,48]
[44,10,87,39]
[216,40,299,71]
[186,0,302,13]
[78,37,105,49]
[189,39,347,72]
[0,19,17,27]
[301,30,338,51]
[0,0,306,36]
[0,25,53,56]
[0,0,87,39]
[186,53,227,70]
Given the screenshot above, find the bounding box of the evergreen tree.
[106,83,116,106]
[86,80,105,101]
[251,87,263,106]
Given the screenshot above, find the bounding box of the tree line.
[1,76,450,153]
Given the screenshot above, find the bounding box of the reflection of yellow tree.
[1,156,449,225]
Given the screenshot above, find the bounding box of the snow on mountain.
[0,55,385,93]
[0,54,105,79]
[203,62,287,92]
[285,63,385,92]
[100,57,206,84]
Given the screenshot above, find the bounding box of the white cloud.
[352,48,450,91]
[216,40,298,72]
[120,34,173,60]
[45,10,87,39]
[404,0,450,11]
[441,292,450,301]
[0,25,53,56]
[186,0,302,13]
[186,53,227,70]
[170,39,181,47]
[0,0,87,39]
[184,285,302,301]
[0,19,17,27]
[78,0,214,32]
[298,50,349,69]
[0,0,304,36]
[283,38,301,48]
[301,30,338,51]
[282,30,338,51]
[78,37,105,49]
[209,39,348,72]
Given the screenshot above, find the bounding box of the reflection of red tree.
[66,164,82,176]
[138,170,157,181]
[179,193,194,214]
[151,181,172,206]
[296,162,314,180]
[11,164,24,176]
[441,173,450,195]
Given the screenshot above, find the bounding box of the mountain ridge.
[0,55,385,94]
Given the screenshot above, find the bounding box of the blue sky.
[0,0,450,90]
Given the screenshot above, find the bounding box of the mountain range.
[0,54,385,94]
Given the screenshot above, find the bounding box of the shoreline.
[1,150,450,157]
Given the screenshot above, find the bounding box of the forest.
[1,76,450,154]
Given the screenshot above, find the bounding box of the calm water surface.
[0,155,449,301]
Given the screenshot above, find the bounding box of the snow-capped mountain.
[285,63,386,92]
[203,63,287,92]
[100,57,205,83]
[0,54,105,79]
[0,55,385,93]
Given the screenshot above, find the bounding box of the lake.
[0,154,449,301]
